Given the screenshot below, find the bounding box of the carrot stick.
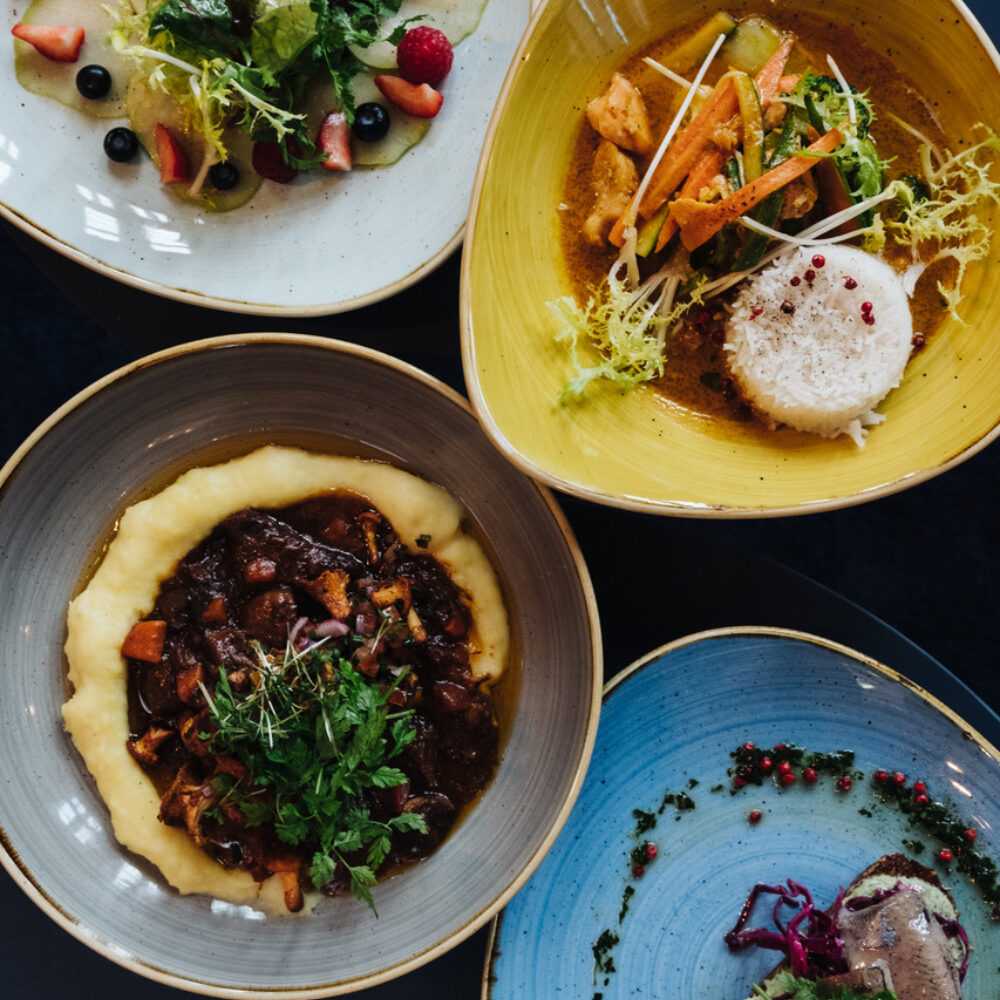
[755,35,795,109]
[609,33,796,245]
[777,73,800,94]
[635,73,738,223]
[607,76,736,247]
[654,147,726,252]
[637,36,794,224]
[121,619,167,663]
[670,128,844,251]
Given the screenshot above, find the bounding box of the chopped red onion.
[313,619,350,638]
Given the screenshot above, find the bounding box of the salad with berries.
[12,0,486,209]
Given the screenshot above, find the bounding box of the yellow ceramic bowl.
[462,0,1000,516]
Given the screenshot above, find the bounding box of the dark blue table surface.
[2,3,999,997]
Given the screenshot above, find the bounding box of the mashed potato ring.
[63,446,509,913]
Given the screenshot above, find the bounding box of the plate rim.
[480,624,1000,998]
[0,201,465,318]
[0,330,604,998]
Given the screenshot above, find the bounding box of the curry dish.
[554,8,998,443]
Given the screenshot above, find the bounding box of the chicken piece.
[710,119,740,153]
[763,100,787,130]
[697,172,731,203]
[306,568,352,619]
[583,139,638,245]
[781,172,818,219]
[586,72,653,155]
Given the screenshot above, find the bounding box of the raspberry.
[396,26,454,86]
[252,138,302,184]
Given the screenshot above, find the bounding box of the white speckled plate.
[486,628,1000,999]
[0,2,529,315]
[0,333,601,996]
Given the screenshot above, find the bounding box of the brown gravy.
[125,489,499,906]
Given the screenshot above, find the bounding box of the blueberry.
[209,162,240,190]
[352,102,390,143]
[103,127,139,163]
[76,64,112,100]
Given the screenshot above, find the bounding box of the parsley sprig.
[201,636,426,911]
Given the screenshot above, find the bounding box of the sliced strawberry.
[374,76,443,119]
[154,123,189,184]
[11,23,85,62]
[317,110,352,172]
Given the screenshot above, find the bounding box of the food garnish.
[555,12,1000,443]
[729,856,968,999]
[199,635,426,912]
[13,0,479,207]
[395,24,453,85]
[11,22,85,62]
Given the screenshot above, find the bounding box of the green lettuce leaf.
[251,1,319,78]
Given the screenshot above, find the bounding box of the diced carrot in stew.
[122,619,167,662]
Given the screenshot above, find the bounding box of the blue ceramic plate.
[486,628,1000,999]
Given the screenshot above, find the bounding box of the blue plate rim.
[480,624,1000,998]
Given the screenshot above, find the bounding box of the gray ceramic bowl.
[0,333,601,996]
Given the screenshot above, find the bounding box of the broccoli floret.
[899,173,932,203]
[798,73,873,138]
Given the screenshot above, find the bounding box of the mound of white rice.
[724,245,914,446]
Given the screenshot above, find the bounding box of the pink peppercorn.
[874,770,888,784]
[761,757,774,771]
[780,300,795,314]
[966,829,978,841]
[778,761,792,774]
[893,773,906,785]
[748,810,763,824]
[645,843,658,859]
[803,767,818,784]
[790,276,802,286]
[913,781,927,794]
[916,793,930,806]
[812,255,826,268]
[632,864,645,878]
[939,849,953,863]
[804,269,816,282]
[844,276,858,289]
[837,775,853,792]
[781,772,797,786]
